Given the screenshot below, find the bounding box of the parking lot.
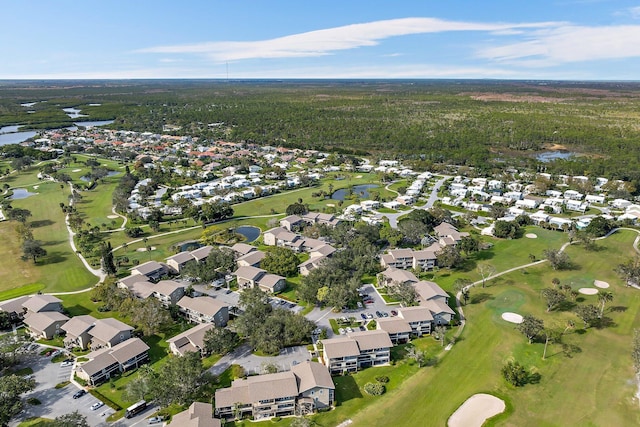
[10,345,157,427]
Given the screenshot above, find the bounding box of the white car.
[90,401,104,411]
[60,360,74,367]
[338,328,346,335]
[346,327,353,333]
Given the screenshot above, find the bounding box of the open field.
[336,229,640,427]
[0,177,96,294]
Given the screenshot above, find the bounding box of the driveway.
[209,343,310,377]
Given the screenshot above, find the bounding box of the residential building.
[167,323,215,357]
[0,296,30,321]
[302,212,341,227]
[263,227,305,252]
[321,330,393,375]
[166,251,195,274]
[168,402,220,427]
[376,317,412,344]
[433,223,469,247]
[378,267,418,287]
[279,214,304,231]
[234,266,286,293]
[62,315,97,350]
[380,247,438,271]
[236,250,266,268]
[130,261,168,281]
[191,245,214,263]
[24,311,69,339]
[215,361,334,420]
[177,296,229,326]
[22,294,63,314]
[153,280,186,307]
[88,318,134,350]
[75,338,150,386]
[230,243,256,257]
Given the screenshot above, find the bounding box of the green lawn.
[336,229,640,427]
[0,173,96,294]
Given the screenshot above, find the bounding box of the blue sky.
[3,0,640,80]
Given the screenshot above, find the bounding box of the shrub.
[375,375,389,383]
[27,397,41,405]
[55,381,70,389]
[364,382,386,396]
[501,360,529,387]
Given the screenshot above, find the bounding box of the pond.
[10,188,38,200]
[331,184,378,201]
[79,171,120,182]
[536,151,575,162]
[235,225,261,243]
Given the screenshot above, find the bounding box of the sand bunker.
[72,169,82,172]
[107,215,119,219]
[579,288,599,295]
[355,175,363,179]
[136,246,156,252]
[448,393,506,427]
[594,280,610,289]
[525,233,538,239]
[501,312,524,324]
[32,185,39,189]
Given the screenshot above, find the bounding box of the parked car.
[148,416,164,424]
[346,327,353,333]
[391,310,398,316]
[60,360,73,367]
[360,313,367,320]
[359,325,366,331]
[366,313,373,319]
[375,311,383,317]
[338,328,346,335]
[90,401,104,411]
[356,301,363,308]
[382,312,389,317]
[73,389,87,399]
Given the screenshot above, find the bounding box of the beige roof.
[154,280,185,296]
[215,384,250,409]
[0,296,29,315]
[376,317,412,334]
[397,306,434,322]
[382,267,418,284]
[413,249,437,261]
[230,243,256,256]
[216,371,299,409]
[61,315,97,337]
[322,337,360,359]
[118,274,150,288]
[234,265,264,281]
[177,296,227,317]
[413,281,448,301]
[166,323,214,354]
[422,298,456,316]
[258,273,284,291]
[89,318,134,343]
[387,248,414,259]
[168,402,220,427]
[291,361,335,393]
[131,260,166,275]
[237,250,265,266]
[266,227,299,242]
[110,338,150,363]
[130,281,155,299]
[79,351,119,376]
[191,245,214,262]
[166,251,194,264]
[22,295,62,312]
[310,244,336,257]
[280,214,302,225]
[24,311,69,332]
[301,238,325,250]
[347,330,393,351]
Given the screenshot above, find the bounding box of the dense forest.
[2,79,640,182]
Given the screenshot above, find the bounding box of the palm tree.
[597,291,613,318]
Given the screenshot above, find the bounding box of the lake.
[0,130,38,146]
[74,120,114,128]
[63,107,88,119]
[80,171,120,182]
[331,184,378,201]
[236,225,261,242]
[10,188,38,200]
[536,151,574,162]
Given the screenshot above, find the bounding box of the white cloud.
[477,25,640,66]
[629,6,640,19]
[137,17,561,61]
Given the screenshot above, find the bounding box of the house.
[153,280,186,307]
[433,223,469,247]
[321,330,393,375]
[166,251,195,274]
[22,294,63,314]
[88,318,134,350]
[413,281,455,325]
[376,318,412,344]
[397,306,435,336]
[234,266,286,293]
[191,245,215,263]
[585,194,606,204]
[131,261,168,281]
[236,250,266,268]
[413,281,449,304]
[75,338,150,386]
[378,267,418,286]
[297,245,335,276]
[230,243,256,257]
[23,311,69,339]
[380,247,438,271]
[62,315,97,350]
[167,323,215,357]
[117,274,151,291]
[0,296,30,321]
[302,212,341,227]
[279,214,304,231]
[177,296,229,326]
[215,361,334,420]
[168,402,220,427]
[262,227,304,252]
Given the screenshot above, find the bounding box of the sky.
[3,0,640,80]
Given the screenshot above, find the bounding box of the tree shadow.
[594,316,616,329]
[30,219,55,228]
[575,297,585,303]
[470,293,493,304]
[528,371,542,384]
[42,240,66,247]
[65,304,91,316]
[334,375,362,404]
[556,300,577,311]
[609,305,627,313]
[44,252,67,264]
[473,250,495,261]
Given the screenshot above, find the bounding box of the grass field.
[328,229,640,427]
[0,175,96,294]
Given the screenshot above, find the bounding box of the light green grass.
[338,229,640,427]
